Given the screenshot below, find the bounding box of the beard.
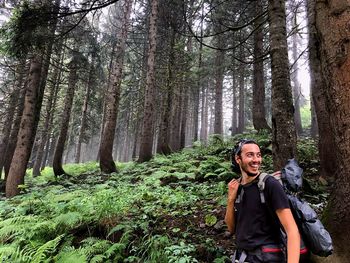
[246,171,259,177]
[241,163,260,177]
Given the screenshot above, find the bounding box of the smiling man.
[224,139,300,263]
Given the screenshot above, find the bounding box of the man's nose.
[252,154,260,160]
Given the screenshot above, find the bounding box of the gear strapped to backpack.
[256,159,333,259]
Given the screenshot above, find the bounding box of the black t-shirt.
[234,175,290,251]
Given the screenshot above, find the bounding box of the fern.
[137,234,171,262]
[0,243,32,263]
[54,211,84,230]
[90,254,106,263]
[0,244,18,261]
[80,237,111,260]
[30,220,58,240]
[55,249,87,263]
[29,234,64,263]
[104,230,131,260]
[0,216,39,242]
[104,242,127,259]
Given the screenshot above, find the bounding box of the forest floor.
[0,135,330,262]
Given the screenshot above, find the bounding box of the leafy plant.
[0,132,324,262]
[165,241,198,263]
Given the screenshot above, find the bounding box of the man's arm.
[276,208,300,263]
[225,179,239,234]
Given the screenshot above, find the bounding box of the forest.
[0,0,349,262]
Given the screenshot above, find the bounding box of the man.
[225,139,300,263]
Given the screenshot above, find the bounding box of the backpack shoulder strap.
[235,177,244,204]
[257,173,270,204]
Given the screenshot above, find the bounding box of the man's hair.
[231,139,259,173]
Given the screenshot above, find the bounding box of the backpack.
[257,159,333,258]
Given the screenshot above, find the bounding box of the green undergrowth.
[0,133,325,262]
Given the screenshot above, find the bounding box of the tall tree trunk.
[268,0,297,170]
[237,41,245,134]
[231,46,238,136]
[157,29,175,155]
[32,84,55,175]
[170,82,182,152]
[99,0,132,173]
[138,0,159,162]
[6,54,43,197]
[30,0,60,172]
[307,0,337,180]
[315,2,350,261]
[180,86,189,149]
[63,117,75,164]
[132,123,140,160]
[5,1,56,196]
[3,64,27,178]
[209,97,215,135]
[192,5,202,142]
[180,24,193,150]
[291,12,303,136]
[0,61,25,177]
[53,54,79,176]
[200,83,208,143]
[253,0,271,132]
[33,39,64,175]
[122,107,131,162]
[0,90,17,176]
[41,73,61,170]
[310,97,318,139]
[231,79,238,136]
[47,136,57,167]
[96,41,117,162]
[213,42,225,135]
[75,57,95,163]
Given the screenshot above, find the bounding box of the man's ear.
[235,155,241,165]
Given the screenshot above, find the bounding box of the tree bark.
[75,57,95,163]
[3,64,27,179]
[0,61,25,177]
[231,45,238,136]
[99,0,132,173]
[307,0,337,180]
[33,35,63,175]
[253,0,271,132]
[213,39,225,135]
[180,85,189,149]
[6,54,43,197]
[53,54,79,176]
[138,0,159,162]
[291,12,303,136]
[157,28,175,155]
[170,82,182,152]
[200,83,208,143]
[32,83,55,175]
[315,1,350,260]
[268,0,297,170]
[310,97,318,139]
[191,0,200,143]
[237,40,245,134]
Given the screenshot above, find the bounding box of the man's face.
[235,143,262,176]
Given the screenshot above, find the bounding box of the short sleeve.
[264,176,290,211]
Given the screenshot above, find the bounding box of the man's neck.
[241,172,260,185]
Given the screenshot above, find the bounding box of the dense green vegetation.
[0,134,328,262]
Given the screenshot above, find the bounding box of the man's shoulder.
[263,174,284,190]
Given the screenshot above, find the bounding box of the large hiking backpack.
[257,159,333,257]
